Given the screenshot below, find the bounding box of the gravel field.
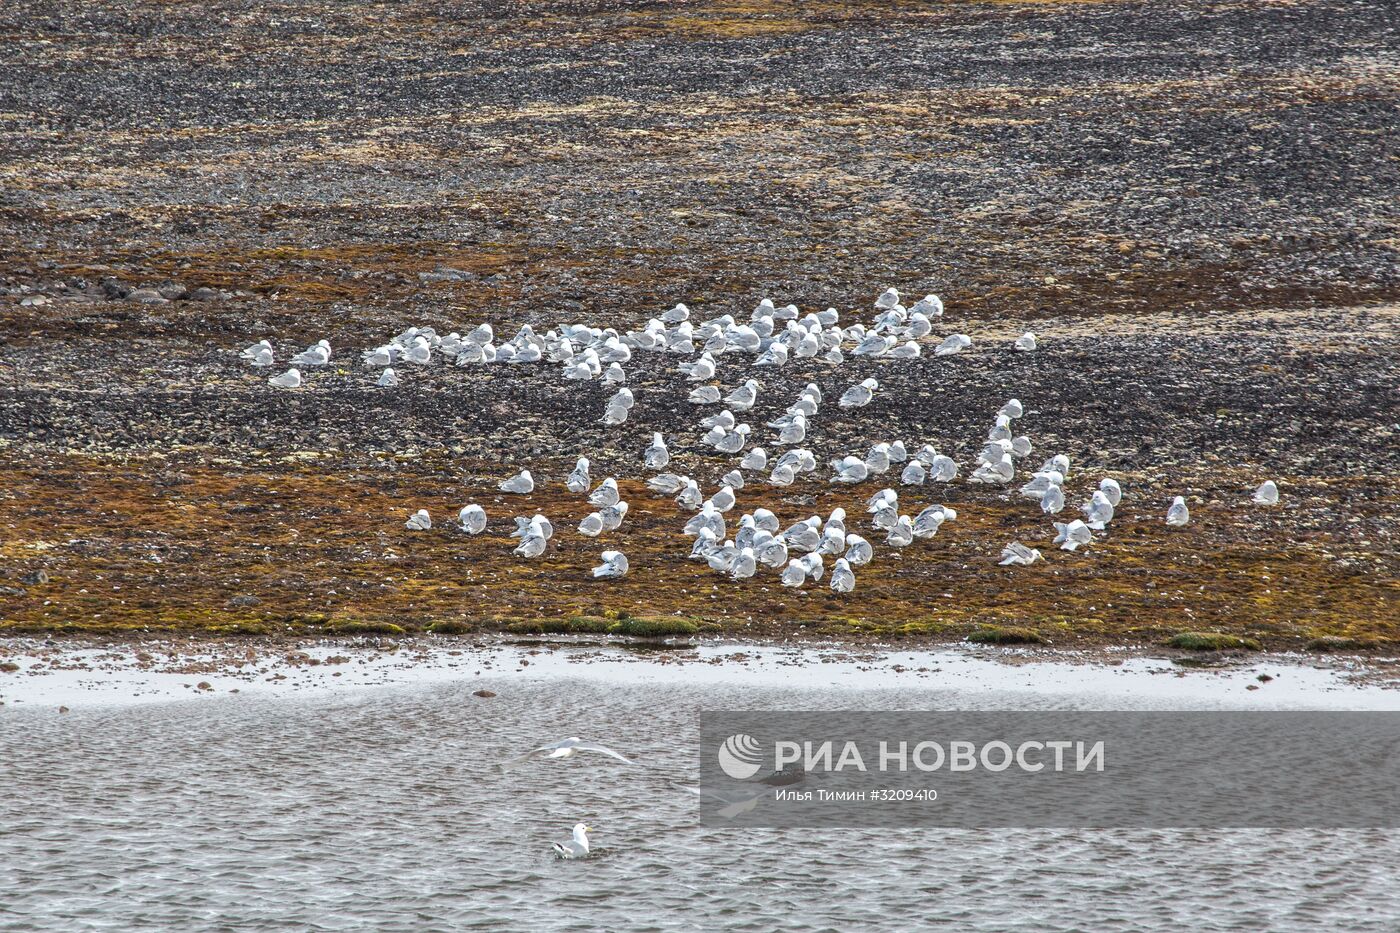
[1,0,1397,649]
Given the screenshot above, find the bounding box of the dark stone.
[126,287,168,304]
[100,277,129,299]
[20,569,48,585]
[227,594,262,608]
[473,689,497,698]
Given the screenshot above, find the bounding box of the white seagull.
[553,823,592,860]
[458,504,487,534]
[592,550,629,579]
[567,458,592,494]
[500,737,635,769]
[1053,519,1093,552]
[499,470,534,494]
[268,368,302,388]
[645,433,670,470]
[830,558,855,593]
[839,378,879,409]
[1166,496,1191,527]
[999,542,1042,566]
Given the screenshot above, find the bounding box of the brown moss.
[0,450,1396,651]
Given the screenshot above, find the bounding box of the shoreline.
[4,633,1399,711]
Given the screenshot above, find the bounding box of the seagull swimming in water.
[552,823,592,860]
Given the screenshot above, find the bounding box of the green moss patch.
[1167,632,1261,651]
[967,625,1046,645]
[610,616,699,638]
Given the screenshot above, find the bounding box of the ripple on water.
[2,680,1398,931]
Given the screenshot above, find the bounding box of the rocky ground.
[1,0,1397,650]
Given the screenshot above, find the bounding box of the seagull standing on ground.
[567,458,591,493]
[459,504,486,534]
[840,378,879,409]
[999,542,1042,566]
[1166,496,1191,527]
[645,433,670,470]
[592,550,629,579]
[500,470,534,494]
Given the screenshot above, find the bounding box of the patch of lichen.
[1,450,1397,652]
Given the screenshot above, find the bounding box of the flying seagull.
[499,737,635,770]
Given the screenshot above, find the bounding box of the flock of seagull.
[240,288,1281,594]
[241,286,1287,858]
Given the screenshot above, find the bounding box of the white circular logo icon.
[717,733,763,780]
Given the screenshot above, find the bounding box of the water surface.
[3,661,1397,931]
